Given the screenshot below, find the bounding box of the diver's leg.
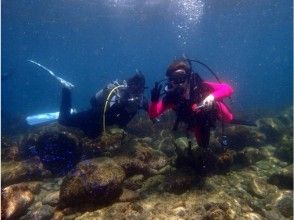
[193,126,210,148]
[59,87,72,124]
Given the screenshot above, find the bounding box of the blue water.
[2,0,293,123]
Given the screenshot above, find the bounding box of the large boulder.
[20,124,83,175]
[59,157,126,207]
[1,157,51,187]
[268,164,293,189]
[81,128,125,158]
[257,117,289,143]
[224,125,265,149]
[1,137,21,161]
[1,184,35,220]
[234,147,266,166]
[114,141,168,177]
[22,133,81,175]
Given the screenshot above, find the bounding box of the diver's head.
[165,58,192,95]
[127,72,145,96]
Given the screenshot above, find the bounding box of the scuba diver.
[59,72,148,138]
[149,57,234,150]
[26,59,148,138]
[148,57,240,173]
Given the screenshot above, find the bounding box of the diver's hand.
[202,94,215,108]
[151,82,162,102]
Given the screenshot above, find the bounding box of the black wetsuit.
[58,83,148,138]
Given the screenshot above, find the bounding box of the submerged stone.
[162,171,193,194]
[123,174,144,190]
[275,191,293,218]
[35,132,81,175]
[268,164,293,189]
[225,125,265,148]
[21,205,55,220]
[1,184,34,220]
[59,157,126,207]
[2,157,51,186]
[20,124,83,175]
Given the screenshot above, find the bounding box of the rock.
[82,128,125,157]
[216,150,235,171]
[174,137,189,151]
[173,206,186,217]
[275,191,293,218]
[162,171,193,194]
[12,182,41,194]
[234,147,265,166]
[42,191,59,206]
[115,156,154,177]
[21,205,54,220]
[242,212,263,220]
[268,164,293,189]
[1,184,34,219]
[1,136,18,149]
[35,131,81,175]
[246,178,268,198]
[59,157,126,207]
[123,174,144,190]
[257,117,288,143]
[203,202,234,220]
[118,188,140,202]
[277,106,293,128]
[126,112,156,137]
[133,145,168,170]
[225,125,265,148]
[157,137,175,157]
[2,146,21,161]
[275,137,293,162]
[140,175,165,194]
[1,157,51,186]
[20,124,83,175]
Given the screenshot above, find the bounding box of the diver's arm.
[204,81,234,100]
[148,99,173,119]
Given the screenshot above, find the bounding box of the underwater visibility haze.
[1,0,293,219]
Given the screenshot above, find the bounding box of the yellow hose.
[102,84,126,133]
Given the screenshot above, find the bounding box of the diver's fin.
[26,112,60,125]
[230,119,257,127]
[28,60,75,89]
[26,109,76,126]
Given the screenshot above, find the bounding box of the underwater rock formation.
[257,117,289,143]
[42,191,60,206]
[2,146,21,161]
[59,157,126,207]
[1,184,35,220]
[118,188,140,202]
[215,150,235,172]
[275,136,293,163]
[35,131,81,175]
[234,147,266,166]
[21,204,55,220]
[123,174,144,190]
[268,164,293,189]
[162,171,194,194]
[1,157,51,187]
[274,190,293,218]
[114,140,168,177]
[81,128,125,158]
[224,125,265,148]
[20,124,83,175]
[203,202,234,220]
